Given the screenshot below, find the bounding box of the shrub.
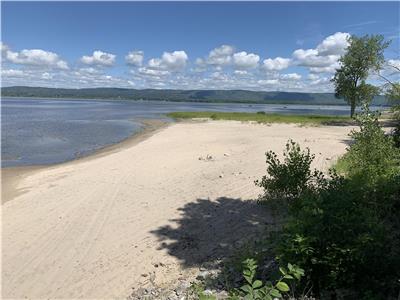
[255,106,400,298]
[255,140,326,216]
[344,106,400,182]
[277,172,400,299]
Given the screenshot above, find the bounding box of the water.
[1,97,380,167]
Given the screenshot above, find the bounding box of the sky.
[1,1,399,92]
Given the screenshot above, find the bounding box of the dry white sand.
[1,121,353,299]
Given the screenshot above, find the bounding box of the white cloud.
[3,46,69,70]
[81,50,116,66]
[1,68,25,77]
[316,32,350,56]
[308,73,320,80]
[77,67,102,75]
[207,45,234,65]
[233,51,260,69]
[258,79,279,85]
[387,59,400,70]
[292,32,350,74]
[137,67,170,77]
[125,51,144,66]
[41,72,53,80]
[234,70,248,76]
[196,45,235,67]
[281,73,302,80]
[262,57,291,71]
[147,50,188,71]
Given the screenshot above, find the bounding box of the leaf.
[240,284,253,293]
[276,281,290,292]
[287,263,293,272]
[264,295,273,300]
[243,294,254,300]
[283,274,294,280]
[279,267,286,275]
[252,280,263,289]
[243,275,252,284]
[270,288,282,298]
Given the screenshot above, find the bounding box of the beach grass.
[167,111,352,125]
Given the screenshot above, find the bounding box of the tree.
[332,35,390,117]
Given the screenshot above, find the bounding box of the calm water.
[1,97,379,167]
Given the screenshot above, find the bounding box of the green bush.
[255,140,326,216]
[344,106,400,182]
[277,173,400,299]
[255,106,400,299]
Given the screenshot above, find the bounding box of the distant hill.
[1,86,388,105]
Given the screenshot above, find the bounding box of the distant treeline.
[1,86,388,105]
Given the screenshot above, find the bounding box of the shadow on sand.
[150,197,272,269]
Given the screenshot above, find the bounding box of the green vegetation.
[167,111,351,125]
[1,86,388,105]
[255,106,400,299]
[332,34,390,117]
[229,259,304,300]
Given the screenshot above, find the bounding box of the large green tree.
[332,35,390,117]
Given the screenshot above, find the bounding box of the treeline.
[1,86,388,105]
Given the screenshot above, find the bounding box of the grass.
[167,111,351,125]
[332,153,351,175]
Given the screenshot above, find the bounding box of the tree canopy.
[332,34,390,117]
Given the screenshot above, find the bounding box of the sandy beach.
[1,120,354,299]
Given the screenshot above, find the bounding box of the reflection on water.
[1,97,382,167]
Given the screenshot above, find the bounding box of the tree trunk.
[350,102,356,118]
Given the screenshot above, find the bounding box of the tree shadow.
[150,197,272,269]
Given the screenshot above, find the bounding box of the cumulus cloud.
[316,32,350,56]
[233,51,260,69]
[147,50,188,71]
[281,73,302,80]
[195,45,235,68]
[125,50,144,66]
[292,32,350,74]
[207,45,234,65]
[81,50,116,66]
[262,57,291,71]
[2,44,69,69]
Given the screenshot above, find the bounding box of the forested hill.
[1,86,388,105]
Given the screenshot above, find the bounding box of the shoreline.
[1,118,170,203]
[2,95,355,106]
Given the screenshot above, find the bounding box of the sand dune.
[1,121,353,299]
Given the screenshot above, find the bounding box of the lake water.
[1,97,380,167]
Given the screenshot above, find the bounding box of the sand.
[1,120,353,299]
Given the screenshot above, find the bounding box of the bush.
[255,107,400,298]
[255,140,326,216]
[344,106,400,182]
[277,173,400,299]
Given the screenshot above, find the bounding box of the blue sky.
[1,1,399,91]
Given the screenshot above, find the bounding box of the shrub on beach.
[254,106,400,299]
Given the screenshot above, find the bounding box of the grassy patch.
[332,153,351,175]
[166,111,351,125]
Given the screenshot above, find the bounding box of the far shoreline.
[2,95,355,106]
